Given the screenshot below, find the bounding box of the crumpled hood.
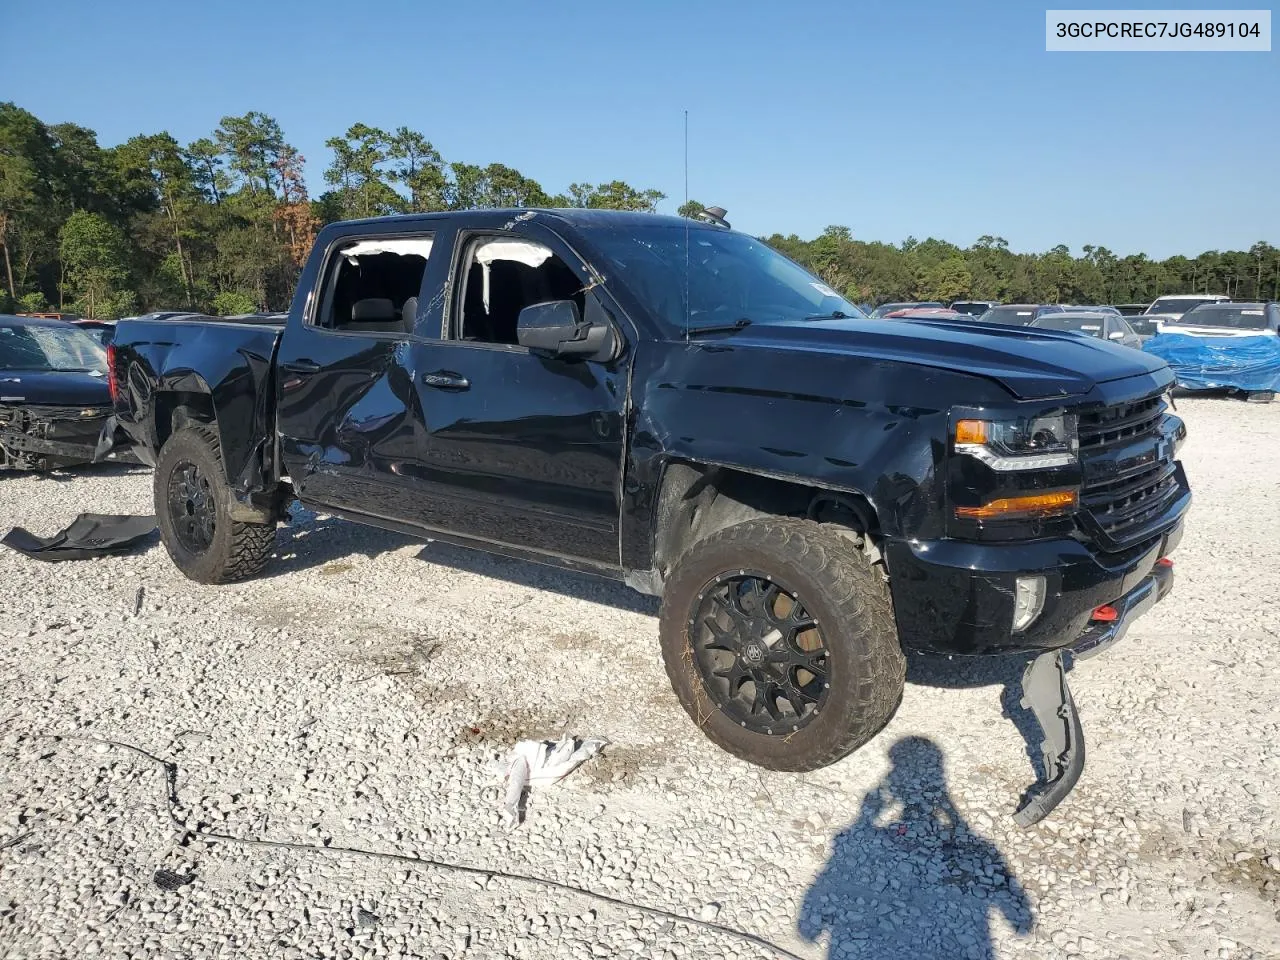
[702,318,1170,399]
[0,370,111,406]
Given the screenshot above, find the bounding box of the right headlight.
[954,413,1079,471]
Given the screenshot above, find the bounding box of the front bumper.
[886,516,1184,656]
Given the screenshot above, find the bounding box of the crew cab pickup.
[108,209,1191,823]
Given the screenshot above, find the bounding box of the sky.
[4,0,1277,259]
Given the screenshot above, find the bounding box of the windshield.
[1145,297,1220,316]
[980,306,1040,326]
[1030,315,1105,337]
[950,302,990,316]
[0,323,108,373]
[1169,305,1272,330]
[585,225,867,332]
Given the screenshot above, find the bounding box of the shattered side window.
[313,235,435,334]
[454,236,585,346]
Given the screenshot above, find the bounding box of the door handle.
[421,370,470,391]
[281,359,322,375]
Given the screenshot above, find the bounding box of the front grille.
[1078,392,1183,548]
[1077,395,1164,450]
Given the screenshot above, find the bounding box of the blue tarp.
[1143,332,1280,393]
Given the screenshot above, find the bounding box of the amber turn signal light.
[954,419,989,445]
[954,489,1079,521]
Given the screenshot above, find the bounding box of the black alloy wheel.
[688,569,830,735]
[167,460,216,554]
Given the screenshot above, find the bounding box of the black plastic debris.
[152,869,195,892]
[1,514,157,562]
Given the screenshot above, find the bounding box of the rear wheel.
[658,517,905,771]
[154,424,276,583]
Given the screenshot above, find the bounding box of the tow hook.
[1011,650,1084,827]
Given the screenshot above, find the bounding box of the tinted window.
[980,306,1040,325]
[1170,304,1272,330]
[1145,297,1221,316]
[951,302,992,316]
[1030,315,1105,337]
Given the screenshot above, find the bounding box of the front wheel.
[154,424,276,584]
[658,517,905,771]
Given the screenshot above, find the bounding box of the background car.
[1124,315,1162,342]
[975,303,1067,325]
[1144,302,1280,402]
[1143,294,1231,321]
[869,301,944,318]
[1029,310,1143,348]
[1161,301,1280,337]
[1061,304,1122,317]
[948,300,1000,317]
[883,308,963,320]
[0,315,113,471]
[1114,303,1151,316]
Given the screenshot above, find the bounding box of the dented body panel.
[110,209,1190,657]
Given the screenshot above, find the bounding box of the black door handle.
[421,370,470,391]
[281,359,322,375]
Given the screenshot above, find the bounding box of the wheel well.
[652,462,879,580]
[155,391,215,452]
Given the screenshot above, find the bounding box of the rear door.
[276,226,439,514]
[396,221,630,566]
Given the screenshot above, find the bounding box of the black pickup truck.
[107,209,1191,824]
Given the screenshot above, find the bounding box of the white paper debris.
[497,735,608,826]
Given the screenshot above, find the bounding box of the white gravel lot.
[1,395,1278,960]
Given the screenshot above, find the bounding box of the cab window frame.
[306,230,438,339]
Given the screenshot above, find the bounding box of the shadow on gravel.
[269,507,659,615]
[906,653,1051,781]
[799,736,1034,960]
[411,541,660,616]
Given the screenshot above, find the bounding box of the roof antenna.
[684,108,690,344]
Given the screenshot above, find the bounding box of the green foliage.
[760,228,1280,307]
[59,211,133,318]
[212,290,257,315]
[17,290,48,311]
[2,101,1276,322]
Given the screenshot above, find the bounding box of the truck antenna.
[684,108,690,344]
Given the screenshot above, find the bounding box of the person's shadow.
[799,736,1034,960]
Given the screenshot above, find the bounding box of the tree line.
[1,101,1275,320]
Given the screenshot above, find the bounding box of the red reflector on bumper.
[1157,557,1173,568]
[1091,604,1119,622]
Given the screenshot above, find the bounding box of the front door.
[400,224,629,566]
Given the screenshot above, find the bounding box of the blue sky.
[4,0,1277,258]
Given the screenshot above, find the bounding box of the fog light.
[1013,576,1046,632]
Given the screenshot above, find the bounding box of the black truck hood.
[0,370,112,406]
[703,318,1169,400]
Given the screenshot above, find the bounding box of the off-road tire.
[659,517,905,771]
[154,424,275,584]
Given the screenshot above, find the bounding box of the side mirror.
[1108,331,1125,341]
[517,300,610,360]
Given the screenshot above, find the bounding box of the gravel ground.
[1,394,1277,960]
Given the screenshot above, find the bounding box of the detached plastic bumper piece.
[1010,560,1174,827]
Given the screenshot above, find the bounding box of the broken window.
[314,235,435,334]
[455,236,585,345]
